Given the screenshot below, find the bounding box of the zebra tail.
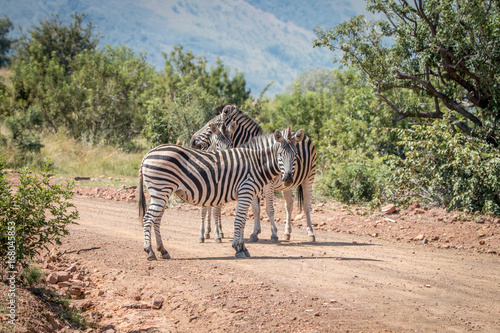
[297,184,304,213]
[138,165,147,226]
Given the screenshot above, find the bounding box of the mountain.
[0,0,368,96]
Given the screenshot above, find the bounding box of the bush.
[386,119,500,215]
[0,157,79,275]
[317,151,388,205]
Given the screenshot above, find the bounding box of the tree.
[284,67,336,94]
[0,15,14,67]
[314,0,500,146]
[163,45,250,106]
[13,13,99,74]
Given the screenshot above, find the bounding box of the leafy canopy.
[314,0,500,146]
[0,15,15,67]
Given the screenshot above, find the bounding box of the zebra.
[138,126,304,259]
[191,105,263,243]
[191,106,317,242]
[249,134,317,242]
[198,120,236,244]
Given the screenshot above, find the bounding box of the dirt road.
[57,196,500,332]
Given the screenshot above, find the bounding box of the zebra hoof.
[198,237,205,243]
[308,235,316,242]
[220,233,224,238]
[270,236,279,243]
[283,234,291,241]
[235,251,247,258]
[146,252,158,261]
[204,233,210,239]
[161,251,171,259]
[243,249,251,257]
[248,233,259,242]
[214,237,222,243]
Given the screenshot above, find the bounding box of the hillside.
[0,0,369,95]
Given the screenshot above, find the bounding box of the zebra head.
[209,121,237,151]
[190,105,240,150]
[274,126,305,187]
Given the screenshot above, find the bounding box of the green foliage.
[0,15,14,67]
[144,84,220,146]
[314,0,500,145]
[21,264,44,287]
[13,13,99,74]
[284,67,336,94]
[386,119,500,215]
[0,157,79,272]
[163,45,250,106]
[317,151,388,206]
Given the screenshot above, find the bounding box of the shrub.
[317,151,388,205]
[386,120,500,215]
[0,157,79,275]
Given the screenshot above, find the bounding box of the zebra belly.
[174,187,238,207]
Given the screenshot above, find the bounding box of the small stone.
[408,202,420,211]
[152,297,164,309]
[66,264,77,273]
[57,281,72,288]
[70,286,83,297]
[56,271,70,282]
[234,309,245,314]
[381,204,396,214]
[46,273,58,284]
[413,234,425,241]
[98,290,105,296]
[415,208,425,214]
[295,213,305,220]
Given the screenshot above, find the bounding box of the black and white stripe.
[139,126,304,259]
[193,106,318,242]
[192,105,263,243]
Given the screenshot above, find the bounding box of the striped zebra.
[250,134,317,242]
[191,105,263,243]
[198,120,236,243]
[192,106,317,242]
[139,126,304,259]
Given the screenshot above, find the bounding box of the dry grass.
[42,132,146,178]
[2,131,147,178]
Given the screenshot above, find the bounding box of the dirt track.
[56,196,500,332]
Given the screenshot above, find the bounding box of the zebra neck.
[258,142,281,181]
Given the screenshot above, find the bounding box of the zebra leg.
[204,207,212,240]
[282,189,294,241]
[213,206,222,243]
[217,205,224,238]
[143,197,168,260]
[199,207,208,243]
[232,194,253,258]
[263,182,279,242]
[248,197,261,242]
[302,180,316,242]
[152,205,171,259]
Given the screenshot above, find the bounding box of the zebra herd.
[139,105,317,259]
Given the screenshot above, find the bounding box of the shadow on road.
[172,256,382,262]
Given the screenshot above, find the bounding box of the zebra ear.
[210,122,220,135]
[274,129,284,143]
[286,126,293,141]
[293,129,305,143]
